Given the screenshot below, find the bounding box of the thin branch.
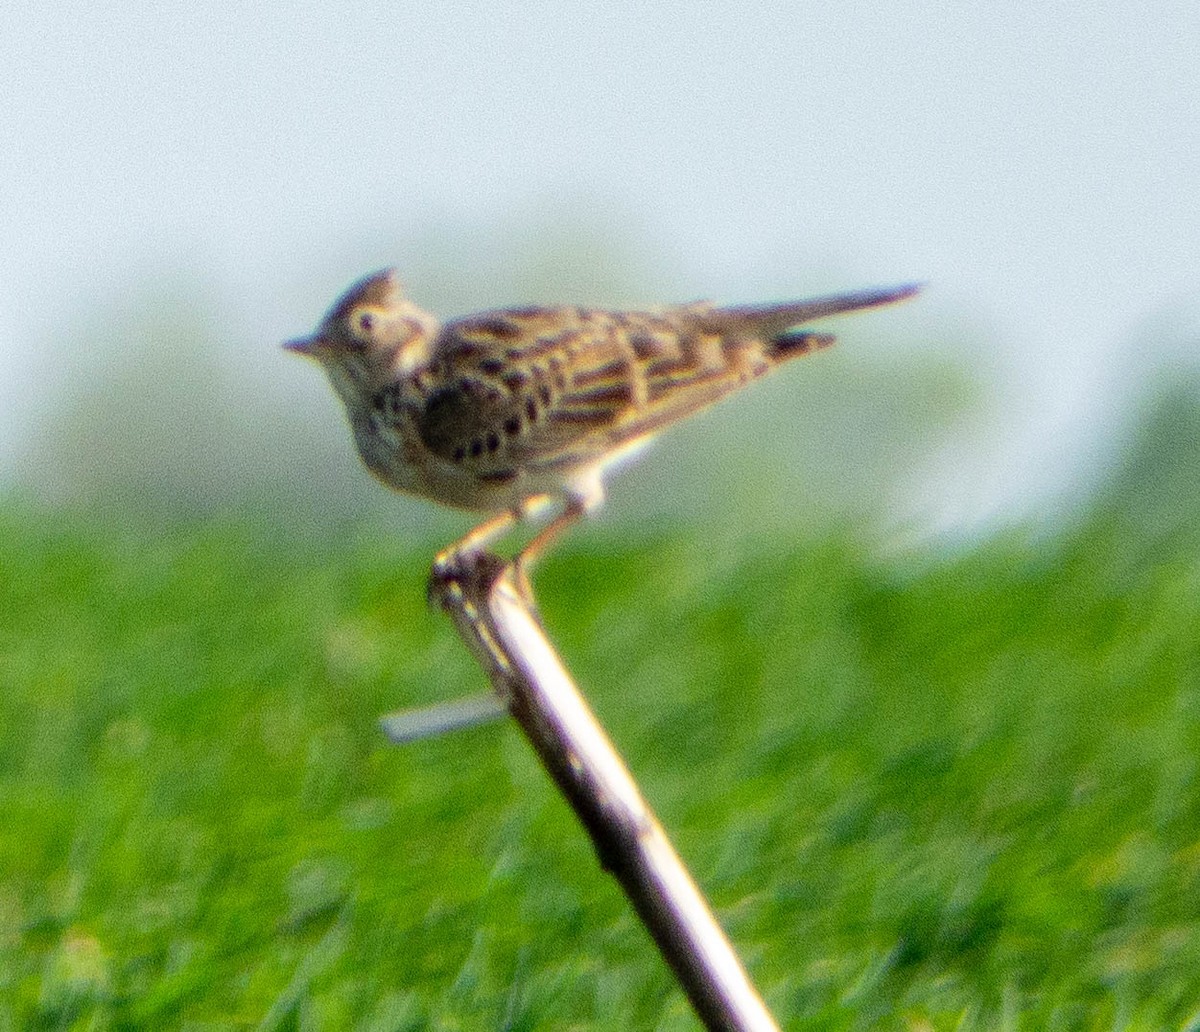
[380,692,506,744]
[428,553,781,1032]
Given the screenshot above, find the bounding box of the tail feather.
[705,282,922,340]
[568,281,919,458]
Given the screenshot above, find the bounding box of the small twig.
[380,693,506,744]
[427,552,780,1032]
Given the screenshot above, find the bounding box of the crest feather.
[330,268,403,319]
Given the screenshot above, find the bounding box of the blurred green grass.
[2,482,1199,1031]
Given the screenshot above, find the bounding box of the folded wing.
[417,284,919,481]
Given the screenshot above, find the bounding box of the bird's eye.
[356,311,375,336]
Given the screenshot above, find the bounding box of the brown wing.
[416,305,640,479]
[416,284,918,479]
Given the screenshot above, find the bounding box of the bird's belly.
[354,423,546,512]
[354,414,655,515]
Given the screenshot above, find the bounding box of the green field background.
[2,385,1199,1030]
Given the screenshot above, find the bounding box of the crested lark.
[286,271,918,578]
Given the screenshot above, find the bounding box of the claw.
[511,557,542,620]
[428,548,511,610]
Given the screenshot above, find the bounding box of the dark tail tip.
[767,330,837,359]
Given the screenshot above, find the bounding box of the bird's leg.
[430,488,591,610]
[429,508,518,607]
[511,496,587,607]
[434,509,519,570]
[429,495,557,604]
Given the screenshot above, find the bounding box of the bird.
[285,270,919,583]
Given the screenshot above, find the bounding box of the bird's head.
[285,269,436,407]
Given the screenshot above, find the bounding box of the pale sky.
[2,1,1198,530]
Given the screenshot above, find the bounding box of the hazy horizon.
[3,1,1197,535]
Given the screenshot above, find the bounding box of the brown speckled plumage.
[286,269,919,568]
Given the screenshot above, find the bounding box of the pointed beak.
[283,334,320,357]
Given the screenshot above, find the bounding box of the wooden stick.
[428,553,780,1032]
